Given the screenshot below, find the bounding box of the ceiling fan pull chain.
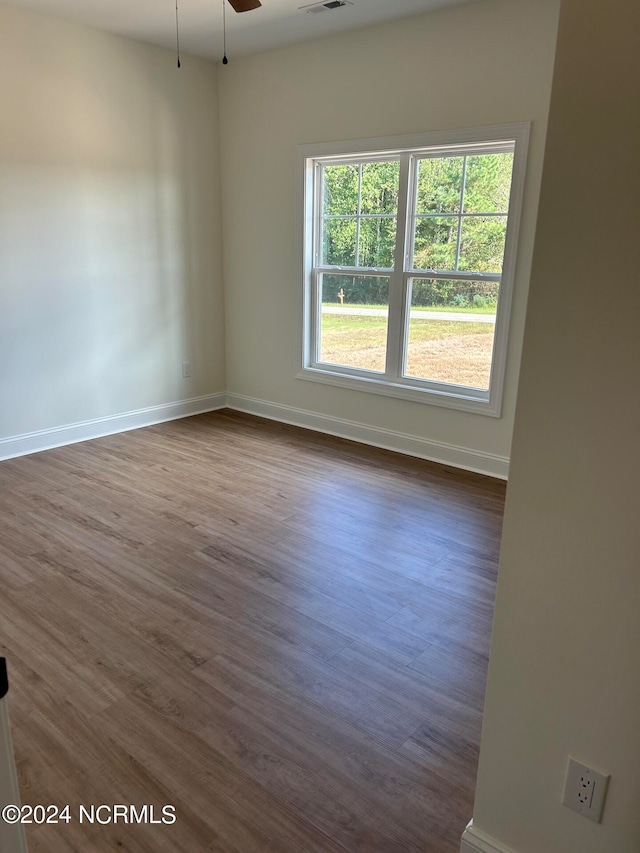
[175,0,181,68]
[223,0,229,65]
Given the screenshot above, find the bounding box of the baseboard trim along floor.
[0,391,509,479]
[226,393,509,479]
[461,821,520,853]
[0,393,227,461]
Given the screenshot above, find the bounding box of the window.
[299,125,529,416]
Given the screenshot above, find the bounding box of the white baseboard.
[461,821,518,853]
[0,392,509,478]
[0,393,226,461]
[226,394,509,479]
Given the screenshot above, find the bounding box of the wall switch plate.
[182,361,191,378]
[562,757,609,822]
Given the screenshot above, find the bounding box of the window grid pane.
[321,161,399,269]
[403,277,498,390]
[458,216,508,274]
[411,152,514,275]
[319,274,390,374]
[462,152,514,214]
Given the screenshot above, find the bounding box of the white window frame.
[297,123,530,417]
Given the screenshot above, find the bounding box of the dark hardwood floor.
[0,410,505,852]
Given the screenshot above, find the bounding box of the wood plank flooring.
[0,411,505,852]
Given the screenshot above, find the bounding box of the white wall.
[470,0,640,850]
[0,7,224,442]
[0,1,560,472]
[218,0,560,474]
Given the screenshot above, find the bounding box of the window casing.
[298,124,530,416]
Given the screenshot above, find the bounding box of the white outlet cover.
[562,757,609,823]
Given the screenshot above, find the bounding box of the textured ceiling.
[2,0,479,61]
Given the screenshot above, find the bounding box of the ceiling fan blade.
[227,0,262,11]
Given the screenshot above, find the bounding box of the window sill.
[297,365,501,417]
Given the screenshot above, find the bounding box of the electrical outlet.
[562,757,609,822]
[182,361,191,378]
